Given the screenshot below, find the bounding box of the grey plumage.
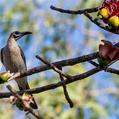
[0,31,38,109]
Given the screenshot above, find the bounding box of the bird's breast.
[3,45,26,72]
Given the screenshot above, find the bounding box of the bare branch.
[50,6,119,34]
[106,68,119,75]
[88,61,99,67]
[36,55,73,107]
[9,52,99,80]
[84,13,119,34]
[0,52,119,99]
[83,13,108,31]
[0,68,101,98]
[50,5,99,14]
[36,55,71,79]
[58,67,73,108]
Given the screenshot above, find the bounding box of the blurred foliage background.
[0,0,119,119]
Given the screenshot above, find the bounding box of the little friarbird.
[0,31,38,109]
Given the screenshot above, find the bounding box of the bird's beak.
[16,31,32,40]
[21,31,32,36]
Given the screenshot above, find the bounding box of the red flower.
[97,0,119,27]
[101,0,119,16]
[99,40,119,61]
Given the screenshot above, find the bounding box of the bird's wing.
[0,48,4,65]
[18,46,38,109]
[19,46,27,69]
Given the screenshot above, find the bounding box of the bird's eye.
[13,31,21,38]
[14,31,20,35]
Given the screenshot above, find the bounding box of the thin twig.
[50,6,119,34]
[58,67,73,108]
[89,59,119,70]
[0,68,101,98]
[84,12,107,30]
[50,5,99,14]
[84,12,119,34]
[6,85,43,119]
[0,52,119,99]
[88,61,99,67]
[36,56,73,107]
[36,55,71,79]
[9,52,99,80]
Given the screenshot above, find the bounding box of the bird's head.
[10,31,32,41]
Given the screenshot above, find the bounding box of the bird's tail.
[16,77,38,109]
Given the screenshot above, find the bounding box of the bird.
[0,31,38,109]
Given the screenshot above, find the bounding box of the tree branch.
[35,55,71,79]
[36,55,74,107]
[50,6,119,34]
[84,12,119,34]
[58,67,73,108]
[0,67,101,98]
[0,52,119,99]
[9,52,99,80]
[50,5,99,14]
